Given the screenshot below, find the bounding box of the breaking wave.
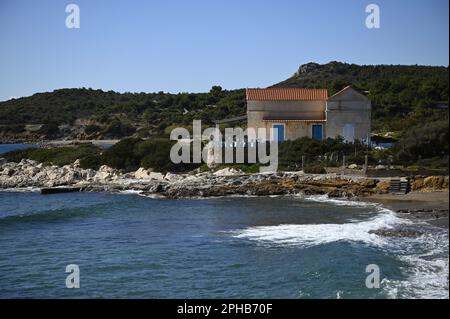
[299,193,379,208]
[230,209,402,248]
[229,194,449,299]
[381,231,449,299]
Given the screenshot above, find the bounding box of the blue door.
[273,124,285,142]
[312,124,323,141]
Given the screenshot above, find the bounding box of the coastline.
[362,191,449,229]
[1,158,448,229]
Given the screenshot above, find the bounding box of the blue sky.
[0,0,448,101]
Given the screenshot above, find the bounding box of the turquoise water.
[0,191,448,298]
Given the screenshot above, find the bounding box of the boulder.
[73,159,81,168]
[94,165,120,182]
[134,167,151,179]
[412,175,449,191]
[164,172,183,182]
[213,167,242,176]
[148,172,165,180]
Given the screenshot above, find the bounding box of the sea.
[0,144,448,299]
[0,143,40,155]
[0,191,447,299]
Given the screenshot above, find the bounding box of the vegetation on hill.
[0,62,447,167]
[4,130,447,174]
[1,62,447,139]
[274,61,448,133]
[0,86,246,136]
[3,138,201,173]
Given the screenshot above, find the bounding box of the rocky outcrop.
[396,208,449,220]
[0,158,97,188]
[213,167,243,176]
[155,172,381,199]
[93,165,120,183]
[1,158,448,199]
[411,175,449,191]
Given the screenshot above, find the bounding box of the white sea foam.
[299,193,378,208]
[381,232,449,299]
[230,210,403,248]
[229,194,449,299]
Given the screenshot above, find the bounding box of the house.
[246,86,371,144]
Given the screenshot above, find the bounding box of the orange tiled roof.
[246,88,328,101]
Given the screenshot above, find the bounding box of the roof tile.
[246,88,328,101]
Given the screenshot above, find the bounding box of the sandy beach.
[363,191,449,228]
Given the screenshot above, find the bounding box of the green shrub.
[27,144,101,166]
[1,124,25,134]
[103,120,136,138]
[3,144,101,166]
[102,137,142,170]
[84,124,102,135]
[2,148,36,162]
[138,138,190,173]
[415,156,449,170]
[37,123,60,138]
[278,137,370,171]
[79,154,103,170]
[394,120,449,162]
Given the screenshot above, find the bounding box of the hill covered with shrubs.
[0,62,448,168]
[0,61,447,140]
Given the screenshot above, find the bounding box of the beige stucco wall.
[325,89,371,143]
[247,100,326,140]
[246,88,371,142]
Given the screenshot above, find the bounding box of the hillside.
[274,61,448,133]
[0,61,448,141]
[0,87,246,140]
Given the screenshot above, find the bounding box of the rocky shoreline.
[1,158,449,199]
[2,158,449,236]
[0,158,391,198]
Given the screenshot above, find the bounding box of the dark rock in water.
[369,228,423,238]
[41,187,82,195]
[396,209,449,220]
